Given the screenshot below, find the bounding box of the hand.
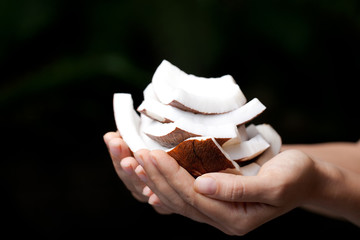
[133,149,319,235]
[103,131,172,214]
[105,131,360,232]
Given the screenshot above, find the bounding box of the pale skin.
[104,131,360,235]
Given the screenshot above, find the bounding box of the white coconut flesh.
[139,114,170,151]
[138,84,266,126]
[141,114,243,148]
[112,60,282,177]
[222,125,248,147]
[247,124,282,166]
[152,60,247,114]
[113,93,147,152]
[222,134,270,162]
[113,93,280,175]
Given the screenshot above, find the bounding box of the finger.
[106,133,135,178]
[148,150,236,235]
[192,173,290,234]
[120,157,138,175]
[142,186,153,197]
[135,162,179,214]
[134,164,148,183]
[113,157,147,201]
[149,194,174,215]
[108,138,142,189]
[121,157,147,191]
[134,150,227,231]
[148,192,162,206]
[194,173,271,203]
[103,131,120,146]
[133,149,186,212]
[131,191,148,203]
[152,151,291,235]
[153,205,173,215]
[104,132,149,202]
[107,137,132,164]
[149,150,221,209]
[142,186,173,215]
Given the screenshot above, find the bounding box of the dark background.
[1,0,359,238]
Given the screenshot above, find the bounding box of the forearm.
[309,160,360,226]
[281,142,360,174]
[282,142,360,226]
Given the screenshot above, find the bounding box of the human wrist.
[299,159,340,218]
[303,159,360,224]
[305,159,337,203]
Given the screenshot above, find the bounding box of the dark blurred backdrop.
[1,0,359,238]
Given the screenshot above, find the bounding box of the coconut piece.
[239,162,261,176]
[113,93,148,152]
[140,114,199,148]
[142,115,240,148]
[144,124,199,148]
[238,125,249,141]
[140,84,173,123]
[143,82,160,100]
[152,60,247,114]
[221,125,248,147]
[138,85,266,126]
[222,134,270,163]
[139,114,169,151]
[167,137,240,177]
[246,124,260,138]
[247,124,282,166]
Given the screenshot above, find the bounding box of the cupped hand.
[133,148,319,235]
[103,131,172,214]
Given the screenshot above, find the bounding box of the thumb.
[194,173,269,203]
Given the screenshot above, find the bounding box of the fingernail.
[109,139,122,157]
[134,152,144,166]
[120,161,133,175]
[148,194,162,206]
[142,186,152,197]
[135,165,147,183]
[194,176,217,195]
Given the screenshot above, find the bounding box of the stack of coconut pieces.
[113,60,281,177]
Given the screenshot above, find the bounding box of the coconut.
[167,137,240,177]
[152,60,247,114]
[138,84,266,126]
[113,93,147,152]
[112,60,282,177]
